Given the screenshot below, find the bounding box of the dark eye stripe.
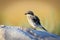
[28,13,30,14]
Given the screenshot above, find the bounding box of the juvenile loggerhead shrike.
[25,11,47,31]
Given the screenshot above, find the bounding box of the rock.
[0,25,60,40]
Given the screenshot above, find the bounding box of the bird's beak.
[25,13,27,15]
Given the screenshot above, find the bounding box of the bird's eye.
[28,13,30,14]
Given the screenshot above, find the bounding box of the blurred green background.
[0,0,60,35]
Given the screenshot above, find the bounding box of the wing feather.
[32,15,41,25]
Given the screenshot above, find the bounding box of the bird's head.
[25,11,34,15]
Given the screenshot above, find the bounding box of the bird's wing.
[32,15,41,25]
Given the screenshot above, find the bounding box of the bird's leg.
[34,28,36,30]
[30,26,36,30]
[32,27,36,30]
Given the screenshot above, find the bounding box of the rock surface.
[0,25,60,40]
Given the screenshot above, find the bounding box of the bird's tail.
[39,25,47,31]
[41,27,47,31]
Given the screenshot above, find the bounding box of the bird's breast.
[27,16,36,28]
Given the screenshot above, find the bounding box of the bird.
[25,11,47,31]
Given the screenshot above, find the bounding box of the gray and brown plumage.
[25,11,47,31]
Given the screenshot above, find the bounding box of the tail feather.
[42,27,47,31]
[39,25,47,31]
